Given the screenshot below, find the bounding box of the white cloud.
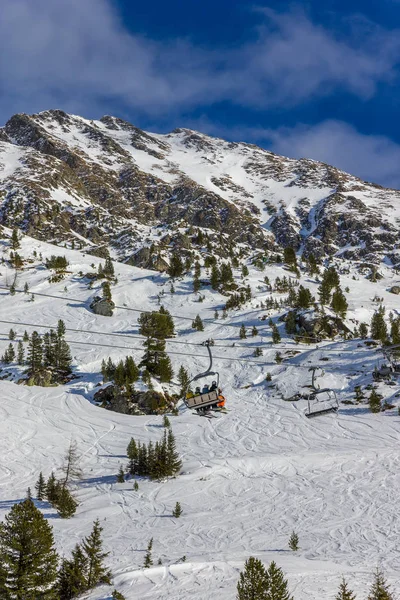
[0,1,399,121]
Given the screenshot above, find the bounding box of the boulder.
[90,296,115,317]
[389,286,400,295]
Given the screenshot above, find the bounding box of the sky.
[1,0,400,187]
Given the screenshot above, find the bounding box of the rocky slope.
[1,109,399,268]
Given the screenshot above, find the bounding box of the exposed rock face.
[1,108,400,266]
[90,296,115,317]
[389,286,400,295]
[93,384,174,415]
[295,309,351,339]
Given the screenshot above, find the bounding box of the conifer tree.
[370,307,388,343]
[193,275,201,293]
[24,282,29,294]
[172,502,182,518]
[0,498,58,598]
[285,311,297,335]
[331,287,348,319]
[296,286,313,309]
[168,252,184,278]
[116,465,125,483]
[306,253,319,276]
[288,531,299,551]
[237,556,269,600]
[102,281,112,302]
[112,590,126,600]
[35,471,46,501]
[23,330,29,342]
[252,326,258,337]
[46,472,58,505]
[166,428,182,476]
[158,355,173,383]
[57,319,66,338]
[27,331,43,374]
[367,567,394,600]
[17,340,24,365]
[11,227,20,250]
[58,544,88,600]
[192,314,204,331]
[335,577,357,600]
[8,328,15,340]
[210,264,221,290]
[239,324,247,339]
[359,323,368,339]
[82,519,111,588]
[264,561,293,600]
[272,325,281,344]
[143,538,153,568]
[54,484,78,519]
[390,318,400,345]
[163,414,171,428]
[103,256,115,279]
[369,390,382,413]
[124,356,139,385]
[61,440,82,488]
[178,365,190,395]
[283,247,297,271]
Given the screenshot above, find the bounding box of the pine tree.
[58,544,88,600]
[369,389,382,413]
[125,356,139,385]
[27,331,43,374]
[237,556,269,600]
[23,330,29,343]
[239,324,247,339]
[371,307,388,343]
[35,471,46,501]
[210,264,221,290]
[192,314,204,331]
[172,502,182,518]
[168,252,184,278]
[8,328,15,340]
[103,256,115,279]
[283,247,297,271]
[331,287,348,318]
[112,590,126,600]
[272,325,281,344]
[61,440,82,488]
[253,347,263,357]
[46,472,58,505]
[11,227,20,250]
[252,326,258,337]
[116,465,125,483]
[54,484,78,519]
[82,519,111,588]
[178,365,190,394]
[158,355,173,383]
[367,567,394,600]
[359,323,368,339]
[288,531,299,551]
[102,281,112,302]
[166,428,182,476]
[193,275,201,293]
[17,340,24,365]
[163,414,171,428]
[143,538,153,568]
[57,319,66,338]
[0,498,58,598]
[285,311,297,335]
[296,286,313,309]
[24,282,29,294]
[335,577,357,600]
[264,561,293,600]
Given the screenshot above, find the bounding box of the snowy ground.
[0,232,400,599]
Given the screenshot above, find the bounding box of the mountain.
[1,109,399,269]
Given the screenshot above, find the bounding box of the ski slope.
[0,232,400,599]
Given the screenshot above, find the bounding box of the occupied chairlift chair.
[183,340,226,416]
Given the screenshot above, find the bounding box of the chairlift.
[183,340,227,416]
[304,366,339,417]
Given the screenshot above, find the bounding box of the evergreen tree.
[318,279,332,306]
[253,347,263,357]
[23,330,29,343]
[103,256,115,279]
[166,428,182,476]
[296,286,313,309]
[239,324,247,339]
[61,440,82,488]
[252,326,258,337]
[116,465,125,483]
[124,356,139,385]
[288,531,299,551]
[335,577,357,600]
[237,556,269,600]
[27,331,43,374]
[163,414,171,428]
[11,227,20,250]
[54,484,78,519]
[57,319,66,338]
[272,325,281,344]
[285,311,297,335]
[35,471,46,501]
[143,538,153,568]
[390,318,400,345]
[306,253,319,276]
[112,590,126,600]
[58,544,88,600]
[158,355,173,383]
[359,323,368,339]
[46,472,58,505]
[242,264,249,277]
[264,561,293,600]
[369,390,382,413]
[0,498,58,599]
[138,308,175,375]
[193,275,201,293]
[371,307,388,343]
[367,567,394,600]
[178,365,190,395]
[8,328,16,340]
[283,247,297,271]
[172,502,182,518]
[82,519,111,588]
[192,315,204,331]
[102,281,112,302]
[168,252,184,278]
[24,282,29,294]
[331,287,348,319]
[17,340,24,365]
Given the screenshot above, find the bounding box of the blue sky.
[2,0,400,186]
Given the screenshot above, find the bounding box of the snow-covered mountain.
[1,109,400,268]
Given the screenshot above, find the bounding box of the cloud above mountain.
[1,0,399,120]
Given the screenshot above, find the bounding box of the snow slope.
[0,231,400,599]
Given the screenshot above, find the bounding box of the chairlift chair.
[305,388,339,418]
[183,340,226,416]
